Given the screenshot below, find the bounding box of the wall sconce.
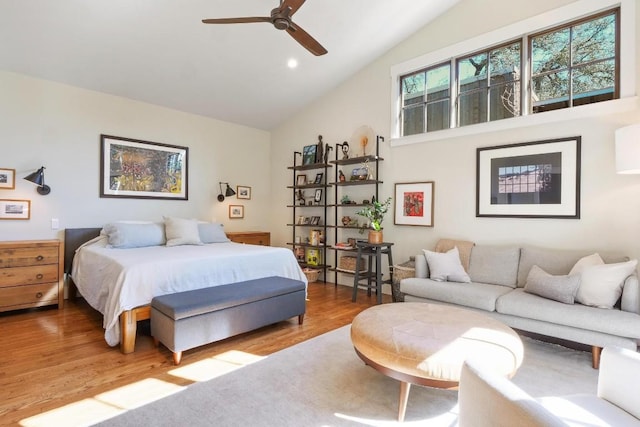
[615,124,640,174]
[217,182,236,202]
[24,166,51,195]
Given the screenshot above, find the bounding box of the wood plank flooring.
[0,283,390,426]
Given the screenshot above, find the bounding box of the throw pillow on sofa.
[422,247,471,283]
[574,259,638,309]
[523,265,581,304]
[569,253,604,275]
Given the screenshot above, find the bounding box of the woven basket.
[391,260,416,302]
[339,255,364,272]
[302,268,320,282]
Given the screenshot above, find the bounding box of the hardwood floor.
[0,282,390,426]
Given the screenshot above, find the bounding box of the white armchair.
[458,346,640,427]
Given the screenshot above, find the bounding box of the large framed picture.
[100,134,188,200]
[476,136,581,219]
[394,182,435,227]
[0,199,30,220]
[0,168,15,190]
[302,145,317,165]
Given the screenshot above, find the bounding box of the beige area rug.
[97,325,598,426]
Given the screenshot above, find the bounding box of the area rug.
[98,325,598,426]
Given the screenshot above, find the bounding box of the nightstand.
[0,239,64,312]
[226,231,271,246]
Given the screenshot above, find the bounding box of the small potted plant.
[356,197,392,244]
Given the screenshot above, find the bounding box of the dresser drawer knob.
[36,273,44,280]
[36,292,43,299]
[36,255,44,261]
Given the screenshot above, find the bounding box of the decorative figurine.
[324,143,332,163]
[341,141,350,160]
[316,135,324,164]
[338,170,346,182]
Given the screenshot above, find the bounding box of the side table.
[352,241,394,304]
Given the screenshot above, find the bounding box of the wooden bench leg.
[173,351,182,365]
[398,381,411,422]
[592,346,602,369]
[298,314,304,325]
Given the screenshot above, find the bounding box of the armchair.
[458,346,640,426]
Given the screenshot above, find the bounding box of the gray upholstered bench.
[151,276,306,364]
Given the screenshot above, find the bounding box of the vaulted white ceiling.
[0,0,459,130]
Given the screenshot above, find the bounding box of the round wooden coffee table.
[351,303,523,421]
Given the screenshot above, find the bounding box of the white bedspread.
[71,237,307,346]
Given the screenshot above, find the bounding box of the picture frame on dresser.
[0,168,16,189]
[0,199,30,220]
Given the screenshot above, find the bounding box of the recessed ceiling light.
[287,58,298,69]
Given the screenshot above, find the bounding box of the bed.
[64,222,307,354]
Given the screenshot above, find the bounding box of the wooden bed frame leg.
[298,314,304,325]
[592,346,602,369]
[120,311,138,354]
[173,351,182,365]
[67,277,78,300]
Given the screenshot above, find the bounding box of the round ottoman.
[351,302,524,421]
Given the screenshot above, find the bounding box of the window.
[397,7,620,138]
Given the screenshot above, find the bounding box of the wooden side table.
[226,231,270,246]
[352,241,394,304]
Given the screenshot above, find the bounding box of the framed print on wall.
[0,199,30,220]
[229,205,244,219]
[0,168,16,190]
[476,136,581,219]
[237,185,251,200]
[100,134,188,200]
[394,182,434,227]
[302,145,317,165]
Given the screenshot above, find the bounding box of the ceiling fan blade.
[286,22,327,56]
[202,17,271,25]
[280,0,306,17]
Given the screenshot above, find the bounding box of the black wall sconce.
[24,166,51,195]
[217,182,236,202]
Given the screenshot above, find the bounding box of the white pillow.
[575,259,638,309]
[569,253,604,275]
[198,222,230,243]
[103,222,166,248]
[164,217,203,246]
[422,247,471,283]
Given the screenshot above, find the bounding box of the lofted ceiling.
[0,0,459,130]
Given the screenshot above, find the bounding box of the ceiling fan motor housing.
[271,7,291,30]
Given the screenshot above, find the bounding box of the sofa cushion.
[400,278,512,312]
[468,246,520,288]
[569,253,604,275]
[524,265,581,304]
[575,260,638,309]
[496,289,640,339]
[423,247,471,283]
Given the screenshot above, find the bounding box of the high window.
[398,8,619,137]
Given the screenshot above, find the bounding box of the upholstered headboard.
[64,227,101,274]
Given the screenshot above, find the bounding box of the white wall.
[270,0,640,286]
[0,71,270,241]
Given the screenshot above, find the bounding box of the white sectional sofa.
[399,244,640,367]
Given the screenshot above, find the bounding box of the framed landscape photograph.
[0,199,30,220]
[394,182,435,227]
[0,168,15,190]
[237,185,251,200]
[302,145,317,165]
[476,136,581,219]
[229,205,244,219]
[100,134,188,200]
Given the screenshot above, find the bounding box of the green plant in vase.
[356,197,392,243]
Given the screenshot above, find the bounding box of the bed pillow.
[164,217,203,246]
[103,222,166,248]
[524,265,580,304]
[198,222,230,243]
[422,247,471,283]
[575,260,638,309]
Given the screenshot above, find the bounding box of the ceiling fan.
[202,0,327,56]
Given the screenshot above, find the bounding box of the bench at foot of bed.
[150,276,306,365]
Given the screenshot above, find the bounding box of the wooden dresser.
[0,240,64,312]
[226,231,270,246]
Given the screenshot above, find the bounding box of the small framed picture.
[303,217,311,225]
[0,199,30,220]
[314,188,323,202]
[229,205,244,219]
[0,168,16,190]
[302,145,317,165]
[236,185,251,200]
[296,174,307,187]
[296,215,306,225]
[310,216,320,225]
[314,173,323,184]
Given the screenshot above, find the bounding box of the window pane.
[572,14,616,65]
[426,99,450,132]
[426,64,450,102]
[402,72,425,98]
[402,104,424,136]
[532,71,569,112]
[490,81,521,120]
[531,28,570,75]
[573,60,615,105]
[490,42,521,85]
[459,90,488,126]
[459,53,488,90]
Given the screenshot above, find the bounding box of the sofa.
[399,240,640,367]
[458,346,640,426]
